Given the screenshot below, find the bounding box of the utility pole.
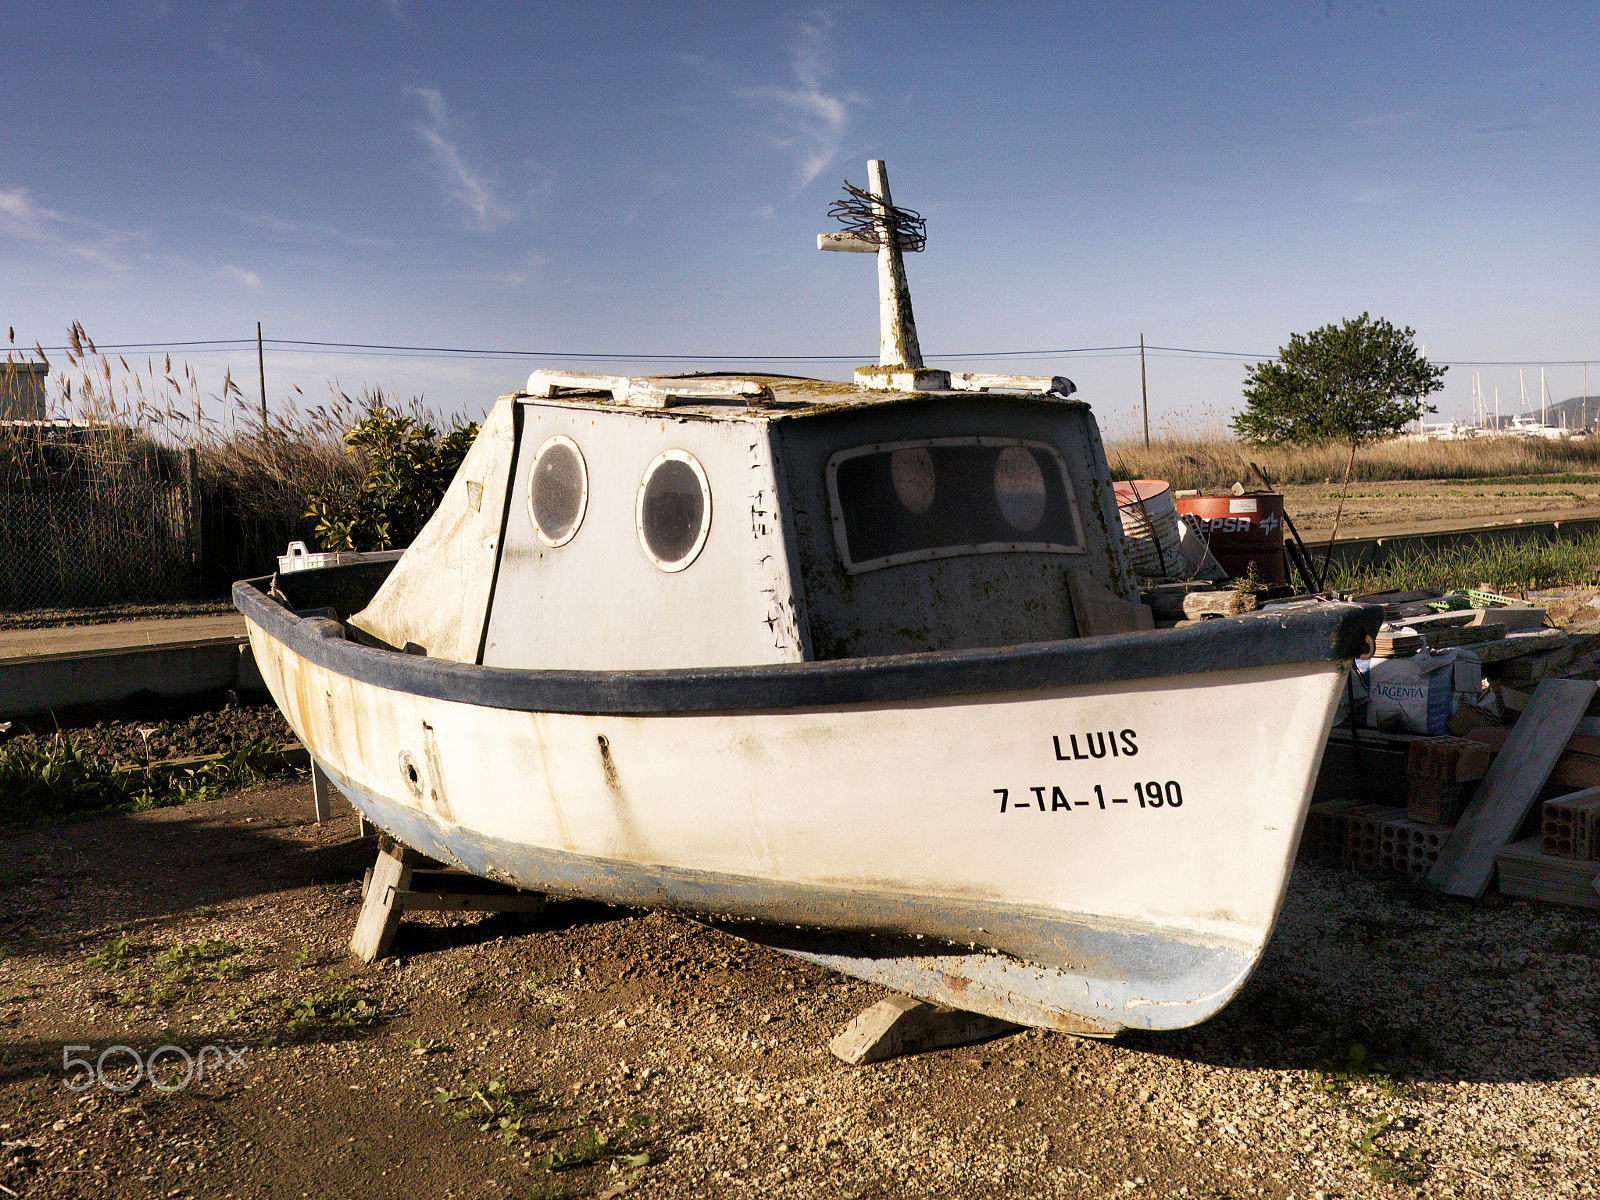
[257,321,267,435]
[1140,333,1149,448]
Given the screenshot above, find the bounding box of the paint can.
[1172,492,1287,585]
[1113,480,1185,581]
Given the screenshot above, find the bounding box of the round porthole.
[529,435,588,547]
[993,445,1047,532]
[637,449,711,572]
[889,446,935,514]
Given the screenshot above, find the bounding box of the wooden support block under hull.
[350,839,546,962]
[830,994,1021,1065]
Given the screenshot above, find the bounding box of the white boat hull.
[240,570,1369,1035]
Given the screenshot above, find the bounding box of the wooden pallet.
[1495,837,1600,909]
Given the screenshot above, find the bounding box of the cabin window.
[529,435,588,547]
[637,449,712,572]
[826,437,1086,574]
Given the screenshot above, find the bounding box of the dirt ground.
[1,779,1597,1200]
[1276,479,1600,535]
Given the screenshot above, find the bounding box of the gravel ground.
[0,780,1596,1199]
[0,690,293,766]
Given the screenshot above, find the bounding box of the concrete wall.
[0,637,263,717]
[0,362,48,421]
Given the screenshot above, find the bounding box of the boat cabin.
[347,372,1138,669]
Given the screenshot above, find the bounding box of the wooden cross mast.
[819,160,1075,397]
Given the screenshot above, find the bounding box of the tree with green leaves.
[1233,314,1446,563]
[1232,313,1446,448]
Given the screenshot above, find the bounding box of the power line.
[10,337,1594,368]
[18,337,1159,361]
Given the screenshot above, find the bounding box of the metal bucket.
[1114,480,1185,581]
[1172,493,1286,585]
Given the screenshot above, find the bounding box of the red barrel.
[1173,492,1287,584]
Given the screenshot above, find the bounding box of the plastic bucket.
[1114,480,1185,581]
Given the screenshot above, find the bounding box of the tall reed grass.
[1106,431,1600,493]
[1,324,452,604]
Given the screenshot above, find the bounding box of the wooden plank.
[1416,624,1506,650]
[349,841,417,963]
[1551,753,1600,789]
[1460,628,1565,663]
[310,762,332,824]
[829,994,1020,1065]
[1428,678,1598,898]
[1398,610,1479,632]
[1181,589,1256,619]
[1067,568,1155,635]
[1470,606,1549,631]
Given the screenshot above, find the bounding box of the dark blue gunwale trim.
[234,567,1380,716]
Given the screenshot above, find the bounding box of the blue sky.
[4,1,1597,439]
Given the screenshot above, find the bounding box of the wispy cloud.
[221,264,262,289]
[407,86,514,231]
[226,208,393,248]
[739,9,864,190]
[0,185,135,270]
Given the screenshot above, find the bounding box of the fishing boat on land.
[236,163,1378,1036]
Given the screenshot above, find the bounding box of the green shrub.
[304,398,479,551]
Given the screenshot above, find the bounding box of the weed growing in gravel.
[154,938,250,983]
[275,980,384,1042]
[1348,1113,1431,1185]
[145,979,184,1008]
[435,1078,553,1145]
[1313,1032,1425,1098]
[87,935,255,1010]
[532,1126,650,1172]
[84,931,152,972]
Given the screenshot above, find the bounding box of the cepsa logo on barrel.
[1180,511,1280,538]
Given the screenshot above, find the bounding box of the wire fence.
[0,430,201,611]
